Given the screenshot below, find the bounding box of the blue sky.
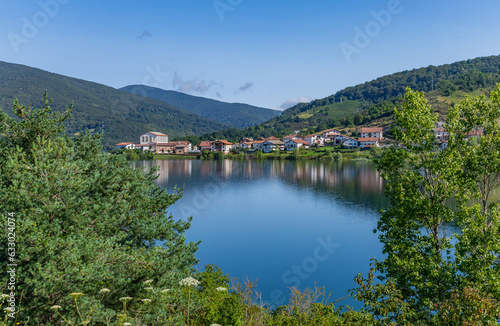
[1,0,500,110]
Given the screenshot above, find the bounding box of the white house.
[358,137,379,149]
[334,135,352,145]
[360,127,383,140]
[252,140,265,151]
[115,142,136,150]
[283,134,302,143]
[322,130,341,142]
[262,140,285,153]
[212,140,233,154]
[342,137,359,148]
[286,139,309,151]
[140,131,169,144]
[304,134,318,146]
[199,141,213,151]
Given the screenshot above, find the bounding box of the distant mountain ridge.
[0,61,232,149]
[119,85,281,128]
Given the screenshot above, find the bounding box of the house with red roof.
[115,142,136,150]
[285,139,309,151]
[213,140,233,154]
[358,137,379,149]
[360,127,383,140]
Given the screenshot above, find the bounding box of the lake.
[132,159,388,308]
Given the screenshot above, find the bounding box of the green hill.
[119,85,281,128]
[0,61,232,149]
[179,55,500,143]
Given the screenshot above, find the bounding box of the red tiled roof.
[200,141,213,147]
[304,134,317,138]
[284,134,301,139]
[214,140,233,145]
[265,136,280,140]
[360,127,383,133]
[147,131,168,137]
[116,142,133,146]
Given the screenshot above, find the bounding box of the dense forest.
[177,55,500,144]
[120,85,281,128]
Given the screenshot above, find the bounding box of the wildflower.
[161,289,170,294]
[119,297,133,302]
[0,294,9,299]
[82,321,90,325]
[99,288,110,294]
[178,276,200,287]
[50,305,62,310]
[141,299,152,304]
[69,293,84,299]
[144,287,153,291]
[143,279,153,285]
[123,323,132,326]
[210,324,222,326]
[216,287,228,292]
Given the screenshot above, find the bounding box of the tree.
[354,85,500,323]
[0,94,199,323]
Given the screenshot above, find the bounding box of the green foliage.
[0,94,199,324]
[120,85,281,129]
[354,85,500,324]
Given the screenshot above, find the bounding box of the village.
[114,126,476,155]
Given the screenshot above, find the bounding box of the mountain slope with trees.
[120,85,281,128]
[177,55,500,143]
[0,61,232,149]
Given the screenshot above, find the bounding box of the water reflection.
[132,159,388,211]
[131,159,387,308]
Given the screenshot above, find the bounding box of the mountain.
[0,61,232,149]
[119,85,281,128]
[178,55,500,143]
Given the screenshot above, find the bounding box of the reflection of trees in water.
[267,160,388,210]
[133,159,388,210]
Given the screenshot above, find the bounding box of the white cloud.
[273,96,313,111]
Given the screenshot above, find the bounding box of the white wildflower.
[161,289,170,294]
[216,287,228,292]
[50,305,62,310]
[144,287,153,291]
[143,279,153,285]
[69,293,84,299]
[141,299,152,303]
[99,288,110,294]
[119,297,133,302]
[178,276,200,287]
[210,324,222,326]
[123,323,132,326]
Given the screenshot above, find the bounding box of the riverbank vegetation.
[3,85,500,324]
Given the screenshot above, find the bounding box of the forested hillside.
[120,85,281,128]
[178,55,500,143]
[0,61,231,149]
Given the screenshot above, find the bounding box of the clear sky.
[1,0,500,110]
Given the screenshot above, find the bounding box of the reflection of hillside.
[267,161,387,210]
[136,159,388,211]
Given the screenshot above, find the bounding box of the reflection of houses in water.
[269,161,384,199]
[141,159,386,208]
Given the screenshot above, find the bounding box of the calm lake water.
[132,159,388,308]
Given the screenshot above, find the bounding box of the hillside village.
[115,125,483,155]
[116,127,388,154]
